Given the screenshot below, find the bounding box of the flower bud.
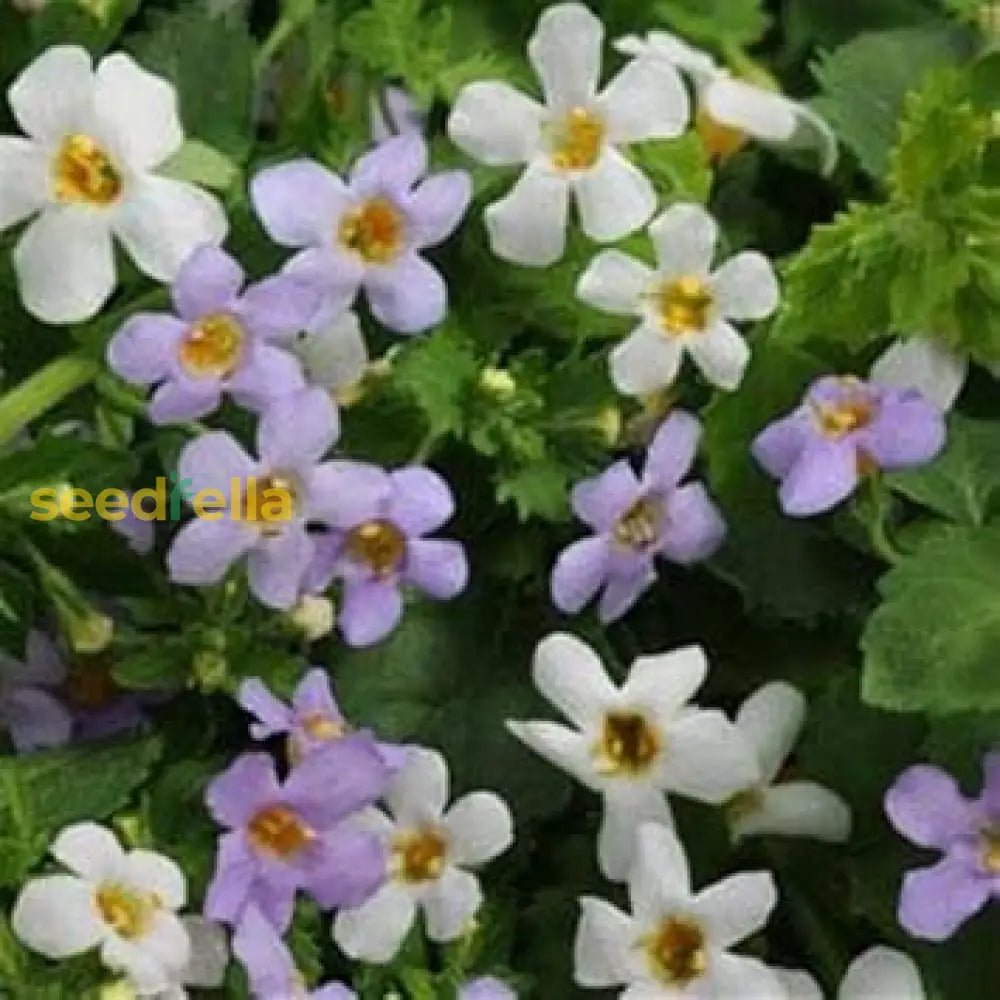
[479,366,517,399]
[65,610,114,655]
[192,649,228,692]
[288,595,335,642]
[99,980,136,1000]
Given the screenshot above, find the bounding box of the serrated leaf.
[495,460,571,522]
[653,0,769,47]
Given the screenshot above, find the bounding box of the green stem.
[0,352,99,446]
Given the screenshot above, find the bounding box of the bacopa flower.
[615,29,838,175]
[726,682,851,845]
[0,45,227,324]
[107,246,313,424]
[333,747,514,964]
[884,753,1000,941]
[233,904,355,1000]
[370,85,425,143]
[125,916,229,1000]
[752,376,947,518]
[203,739,389,932]
[447,2,689,266]
[303,463,469,647]
[0,630,72,753]
[237,667,406,769]
[574,823,782,998]
[12,822,189,994]
[291,310,369,404]
[870,335,970,413]
[576,203,779,396]
[458,978,517,1000]
[551,410,726,624]
[777,947,925,1000]
[252,133,470,334]
[507,634,758,881]
[167,388,340,609]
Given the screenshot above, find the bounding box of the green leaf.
[158,139,239,191]
[652,0,770,48]
[629,133,713,205]
[862,524,1000,712]
[495,459,572,522]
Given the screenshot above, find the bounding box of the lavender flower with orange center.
[752,375,946,517]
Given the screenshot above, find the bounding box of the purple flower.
[107,245,313,424]
[204,738,389,933]
[885,754,1000,941]
[233,904,355,1000]
[459,977,517,1000]
[0,632,72,753]
[167,388,341,610]
[303,464,468,647]
[237,667,407,769]
[108,494,155,555]
[752,375,946,517]
[551,410,726,624]
[251,133,471,334]
[370,85,425,142]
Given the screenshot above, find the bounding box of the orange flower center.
[657,276,714,336]
[981,828,1000,874]
[344,519,407,575]
[339,198,405,263]
[550,107,606,171]
[642,917,709,986]
[178,314,245,378]
[247,805,316,858]
[811,380,875,439]
[596,711,661,776]
[95,885,158,939]
[392,827,448,883]
[52,134,123,205]
[696,106,748,161]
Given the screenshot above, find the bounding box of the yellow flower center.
[613,498,662,550]
[811,381,875,439]
[596,711,661,776]
[695,106,749,162]
[344,519,407,575]
[981,828,1000,874]
[392,827,448,883]
[95,885,158,939]
[247,805,316,858]
[52,134,123,205]
[301,712,345,741]
[339,197,405,263]
[178,314,245,379]
[657,276,714,336]
[239,474,298,536]
[550,107,606,171]
[642,917,709,986]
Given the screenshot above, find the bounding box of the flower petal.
[711,251,780,322]
[148,378,221,424]
[308,460,391,527]
[307,825,387,909]
[251,159,350,248]
[779,439,859,517]
[167,518,255,587]
[871,337,966,413]
[101,914,189,994]
[752,410,810,480]
[734,682,806,783]
[246,528,314,610]
[12,874,105,959]
[573,149,655,243]
[485,163,570,267]
[597,563,656,623]
[52,823,124,882]
[113,176,227,283]
[599,785,673,883]
[619,644,708,720]
[238,678,293,740]
[206,753,281,829]
[629,822,690,918]
[533,632,617,729]
[292,668,341,720]
[574,897,635,988]
[227,342,306,411]
[203,833,256,925]
[178,430,255,497]
[685,320,750,391]
[528,2,604,110]
[122,850,186,910]
[643,409,701,489]
[691,871,777,948]
[840,946,925,1000]
[571,461,641,531]
[256,386,339,467]
[15,208,115,324]
[610,323,683,396]
[444,792,514,866]
[9,45,94,141]
[1,687,72,753]
[504,721,598,790]
[0,137,47,229]
[171,245,244,321]
[239,274,321,342]
[447,82,543,165]
[422,866,482,942]
[598,56,689,144]
[180,916,229,989]
[576,250,653,316]
[658,483,726,565]
[885,764,976,850]
[339,578,404,647]
[700,953,787,1000]
[551,535,611,615]
[648,202,717,276]
[859,391,946,470]
[333,883,416,964]
[383,745,448,826]
[731,782,852,843]
[295,311,367,391]
[404,539,468,600]
[350,132,426,197]
[94,52,183,170]
[232,904,296,997]
[775,968,823,1000]
[898,858,990,942]
[405,171,472,248]
[387,467,455,535]
[364,252,446,334]
[107,313,186,385]
[703,77,798,141]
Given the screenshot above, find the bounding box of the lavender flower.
[204,739,389,933]
[233,904,355,1000]
[237,667,406,768]
[303,464,468,646]
[167,388,341,610]
[108,246,314,424]
[551,410,726,624]
[459,978,517,1000]
[251,133,471,334]
[752,375,946,517]
[0,632,72,753]
[108,495,155,555]
[370,85,425,142]
[885,753,1000,941]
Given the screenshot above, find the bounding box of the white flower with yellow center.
[12,822,191,995]
[447,2,689,267]
[615,30,838,175]
[332,747,514,964]
[576,202,779,396]
[776,946,926,1000]
[506,633,759,882]
[725,682,852,845]
[575,823,785,999]
[0,45,227,324]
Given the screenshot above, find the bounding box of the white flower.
[575,823,785,999]
[616,30,838,175]
[0,45,227,324]
[869,336,969,412]
[447,2,689,266]
[506,633,759,882]
[333,746,514,964]
[577,202,779,396]
[776,946,925,1000]
[726,682,851,845]
[292,309,369,405]
[12,822,191,995]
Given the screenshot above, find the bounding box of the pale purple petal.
[1,687,72,753]
[405,171,472,248]
[307,461,392,527]
[659,483,726,565]
[898,858,991,941]
[206,753,282,828]
[204,832,257,925]
[178,430,255,497]
[364,253,446,334]
[252,159,351,248]
[980,752,1000,817]
[246,528,314,610]
[313,986,357,1000]
[238,273,321,342]
[752,410,810,479]
[643,410,701,490]
[256,387,339,468]
[598,563,657,623]
[387,467,455,535]
[110,504,155,555]
[237,679,294,741]
[301,530,343,593]
[350,133,427,197]
[21,632,66,685]
[107,313,185,385]
[232,904,296,997]
[148,377,221,424]
[282,247,364,323]
[779,440,859,517]
[885,765,977,850]
[292,668,342,720]
[370,85,425,142]
[308,826,388,909]
[171,245,244,321]
[340,579,404,647]
[859,391,946,470]
[459,978,516,1000]
[167,518,256,586]
[551,536,611,614]
[404,539,468,599]
[571,462,642,531]
[227,342,305,411]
